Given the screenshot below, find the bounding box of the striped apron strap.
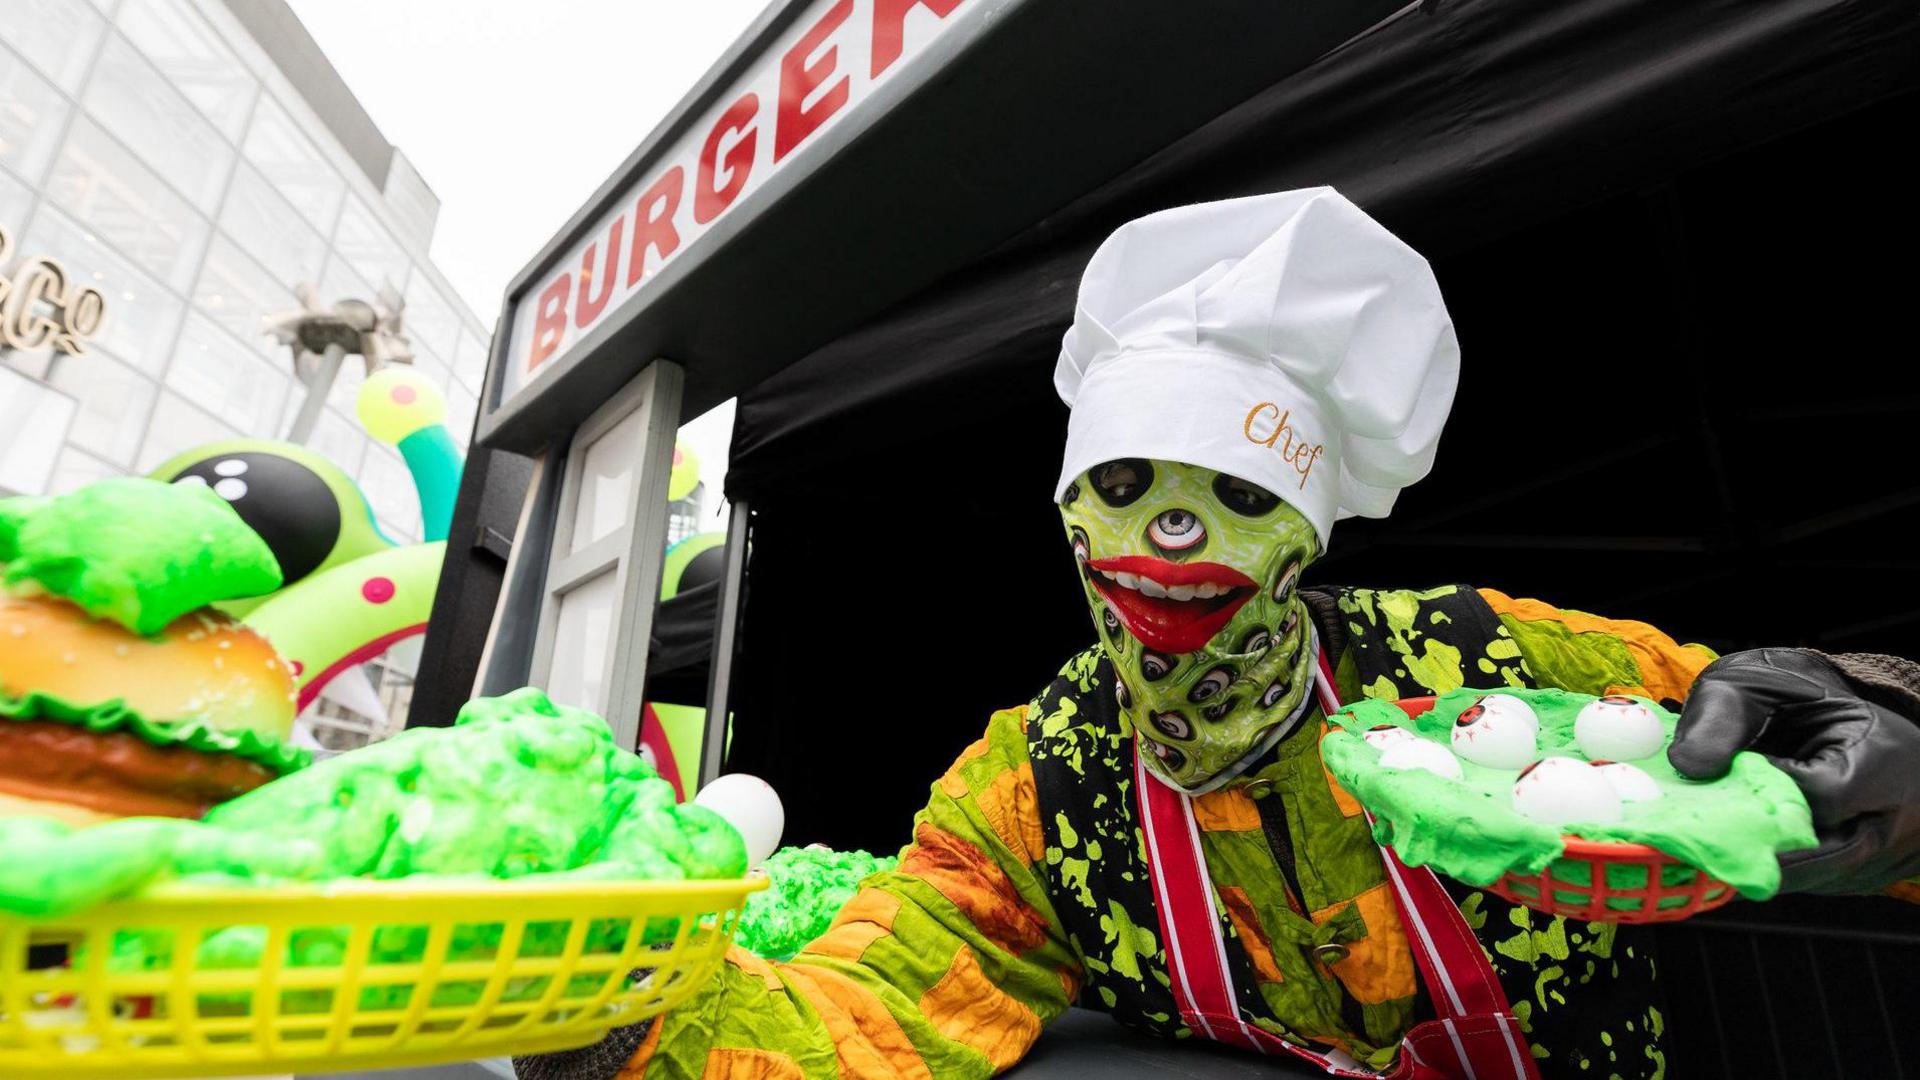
[1129,646,1539,1080]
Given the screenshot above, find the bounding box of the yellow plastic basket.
[0,874,766,1079]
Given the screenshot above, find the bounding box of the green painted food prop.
[0,478,281,634]
[1059,458,1321,792]
[0,687,747,919]
[1322,687,1816,899]
[738,846,898,961]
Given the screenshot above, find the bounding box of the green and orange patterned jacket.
[615,585,1715,1079]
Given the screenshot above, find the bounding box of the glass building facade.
[0,0,488,548]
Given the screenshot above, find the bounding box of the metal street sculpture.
[265,281,413,443]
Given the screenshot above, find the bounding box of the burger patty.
[0,720,276,819]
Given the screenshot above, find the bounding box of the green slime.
[0,478,282,635]
[737,846,898,961]
[0,687,747,918]
[1321,687,1816,899]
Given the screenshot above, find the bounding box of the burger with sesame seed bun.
[0,478,307,824]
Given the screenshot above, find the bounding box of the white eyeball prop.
[694,773,785,869]
[1574,696,1667,762]
[1449,697,1540,770]
[1362,724,1419,751]
[1472,693,1540,732]
[1378,739,1465,781]
[1592,761,1662,803]
[1511,758,1623,828]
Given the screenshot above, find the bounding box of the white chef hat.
[1053,188,1459,544]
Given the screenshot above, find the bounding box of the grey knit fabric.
[1823,651,1920,721]
[511,1017,653,1080]
[1300,585,1346,663]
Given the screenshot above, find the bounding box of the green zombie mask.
[1060,458,1321,792]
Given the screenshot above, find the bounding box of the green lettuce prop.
[0,478,281,634]
[738,846,898,961]
[0,687,746,918]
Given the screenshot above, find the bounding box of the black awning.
[726,0,1918,491]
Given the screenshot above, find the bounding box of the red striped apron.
[1132,646,1540,1080]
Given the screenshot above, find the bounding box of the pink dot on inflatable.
[390,384,418,405]
[362,577,396,604]
[290,659,305,676]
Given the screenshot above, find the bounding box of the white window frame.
[523,359,683,748]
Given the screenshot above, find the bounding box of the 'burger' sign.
[502,0,973,404]
[0,224,107,358]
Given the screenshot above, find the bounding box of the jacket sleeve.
[615,704,1081,1079]
[1476,588,1717,704]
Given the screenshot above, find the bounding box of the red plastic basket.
[1392,697,1737,924]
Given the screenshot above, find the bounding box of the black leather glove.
[1667,648,1920,895]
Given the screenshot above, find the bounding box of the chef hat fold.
[1054,188,1459,544]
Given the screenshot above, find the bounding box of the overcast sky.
[285,0,769,507]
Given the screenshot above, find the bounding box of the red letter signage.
[528,272,571,372]
[628,166,686,288]
[871,0,962,77]
[694,94,760,225]
[775,0,852,162]
[574,217,623,328]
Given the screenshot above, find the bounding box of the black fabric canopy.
[727,0,1916,491]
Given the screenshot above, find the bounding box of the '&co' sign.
[0,223,106,357]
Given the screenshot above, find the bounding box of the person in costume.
[519,189,1920,1080]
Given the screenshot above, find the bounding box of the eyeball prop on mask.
[1363,724,1418,751]
[1510,758,1624,828]
[1574,696,1666,761]
[1449,696,1539,770]
[1591,760,1662,803]
[694,773,785,870]
[1378,739,1465,781]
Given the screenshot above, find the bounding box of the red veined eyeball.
[1378,740,1464,780]
[1511,757,1623,827]
[1363,724,1417,750]
[1594,761,1662,802]
[1574,697,1665,761]
[1449,698,1538,770]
